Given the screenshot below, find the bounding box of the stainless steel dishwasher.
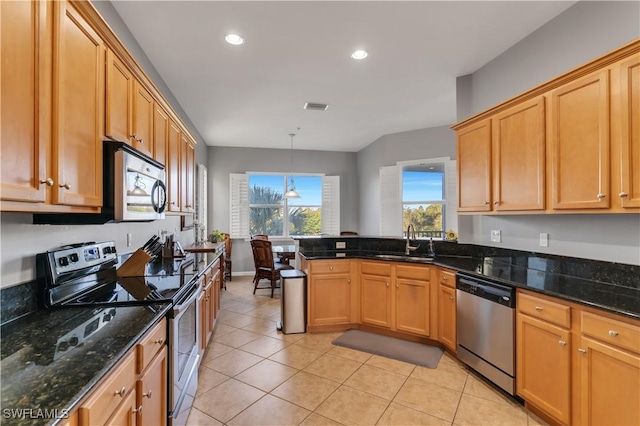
[456,273,516,395]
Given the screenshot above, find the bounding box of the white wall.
[0,213,193,288]
[358,125,457,235]
[458,0,640,265]
[208,146,359,273]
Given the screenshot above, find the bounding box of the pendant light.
[284,133,300,198]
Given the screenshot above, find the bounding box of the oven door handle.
[173,284,199,317]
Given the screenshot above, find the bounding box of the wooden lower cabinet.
[517,312,571,424]
[106,390,137,426]
[136,346,168,426]
[359,261,430,337]
[438,268,457,352]
[516,289,640,426]
[307,260,353,328]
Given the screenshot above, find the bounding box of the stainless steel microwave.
[34,141,166,224]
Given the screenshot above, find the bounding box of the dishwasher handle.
[456,275,515,308]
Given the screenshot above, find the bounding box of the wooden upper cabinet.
[181,135,195,213]
[52,0,104,207]
[457,119,492,211]
[153,103,169,166]
[0,0,50,203]
[167,120,181,212]
[619,54,640,208]
[132,80,154,158]
[549,69,610,210]
[492,97,545,211]
[105,49,133,145]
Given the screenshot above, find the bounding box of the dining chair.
[222,232,232,287]
[252,234,269,240]
[340,231,359,235]
[250,238,293,298]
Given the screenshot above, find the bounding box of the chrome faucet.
[405,224,420,255]
[427,237,435,258]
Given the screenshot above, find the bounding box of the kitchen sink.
[373,254,434,263]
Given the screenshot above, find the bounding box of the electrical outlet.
[539,233,549,247]
[127,233,132,247]
[490,230,501,243]
[336,241,346,249]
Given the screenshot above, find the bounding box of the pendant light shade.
[284,133,300,198]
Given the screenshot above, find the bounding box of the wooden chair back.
[251,238,275,270]
[252,234,269,240]
[340,231,358,235]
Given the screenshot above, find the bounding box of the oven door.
[169,283,200,426]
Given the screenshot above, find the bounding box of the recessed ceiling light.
[351,49,368,60]
[225,34,244,45]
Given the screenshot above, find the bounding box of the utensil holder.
[117,249,152,277]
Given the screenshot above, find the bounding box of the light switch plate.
[540,233,549,247]
[336,241,346,249]
[490,230,501,243]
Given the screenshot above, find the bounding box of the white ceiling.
[109,1,576,152]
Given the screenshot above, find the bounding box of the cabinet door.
[578,336,640,426]
[105,389,136,426]
[361,274,391,328]
[394,278,429,336]
[438,284,456,351]
[132,80,154,158]
[619,55,640,208]
[549,70,610,209]
[137,347,167,426]
[153,104,169,166]
[457,119,492,211]
[181,135,195,212]
[0,0,49,203]
[52,0,104,207]
[167,120,181,211]
[309,274,351,326]
[105,49,133,144]
[516,314,571,425]
[492,97,545,211]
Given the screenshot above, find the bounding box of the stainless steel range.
[36,241,200,426]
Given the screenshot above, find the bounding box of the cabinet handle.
[484,201,489,205]
[535,306,543,312]
[133,405,143,414]
[114,386,126,397]
[137,138,143,144]
[143,390,152,399]
[442,276,448,281]
[449,296,454,301]
[619,192,628,198]
[608,330,619,337]
[154,338,164,345]
[39,178,54,187]
[494,201,500,205]
[559,340,567,346]
[329,266,333,271]
[386,282,389,287]
[347,279,351,284]
[578,349,586,354]
[59,182,71,190]
[396,284,399,288]
[597,193,606,199]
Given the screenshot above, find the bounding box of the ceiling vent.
[303,102,329,111]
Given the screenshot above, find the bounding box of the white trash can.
[277,269,307,334]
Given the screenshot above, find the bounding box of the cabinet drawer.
[581,311,640,354]
[310,260,350,274]
[361,261,391,276]
[79,351,136,426]
[438,269,456,288]
[518,292,570,328]
[396,264,430,281]
[136,318,167,374]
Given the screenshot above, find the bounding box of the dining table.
[272,244,297,264]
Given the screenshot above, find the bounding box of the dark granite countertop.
[0,303,170,426]
[299,249,640,320]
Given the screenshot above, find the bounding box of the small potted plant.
[209,230,225,243]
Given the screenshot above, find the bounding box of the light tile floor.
[187,276,547,426]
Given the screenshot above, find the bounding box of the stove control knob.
[103,312,113,322]
[110,246,117,255]
[58,257,69,267]
[58,341,69,352]
[103,246,111,254]
[68,336,79,347]
[69,253,79,263]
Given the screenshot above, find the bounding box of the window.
[402,166,445,239]
[380,157,456,239]
[230,173,340,239]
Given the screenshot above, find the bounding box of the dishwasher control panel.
[456,274,515,307]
